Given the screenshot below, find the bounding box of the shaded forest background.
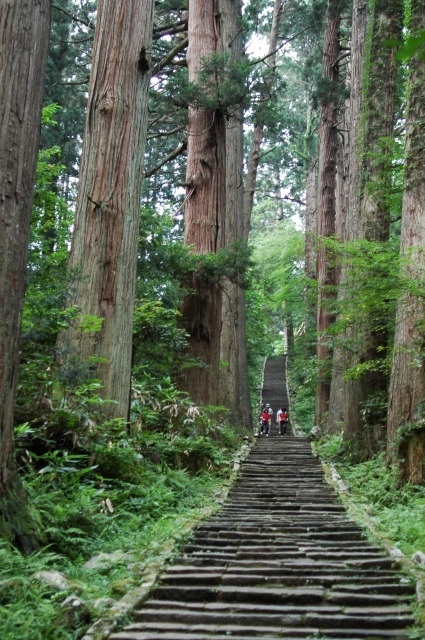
[1,0,425,637]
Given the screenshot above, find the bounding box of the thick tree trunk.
[328,94,349,434]
[387,0,425,479]
[305,161,317,284]
[60,0,155,419]
[219,0,251,427]
[339,0,402,451]
[180,0,226,405]
[181,0,250,423]
[315,0,340,427]
[304,104,318,361]
[0,0,51,551]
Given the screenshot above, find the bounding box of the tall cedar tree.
[60,0,155,419]
[180,0,250,424]
[336,0,402,451]
[387,0,425,483]
[315,0,341,427]
[219,0,250,426]
[180,0,225,405]
[0,0,52,551]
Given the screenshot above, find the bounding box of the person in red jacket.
[259,403,273,436]
[276,407,289,435]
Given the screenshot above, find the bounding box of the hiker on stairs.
[259,403,273,436]
[276,406,289,435]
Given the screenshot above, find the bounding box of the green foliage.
[324,238,401,363]
[1,440,238,638]
[314,433,345,460]
[78,315,103,334]
[395,29,425,62]
[17,108,75,420]
[5,367,243,638]
[42,1,95,195]
[132,300,187,379]
[288,355,317,433]
[252,221,306,319]
[190,241,253,287]
[332,452,425,557]
[0,545,83,640]
[246,220,310,412]
[312,76,349,109]
[171,54,250,113]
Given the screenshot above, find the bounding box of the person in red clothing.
[259,403,273,436]
[276,407,289,435]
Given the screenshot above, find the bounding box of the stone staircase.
[110,356,416,639]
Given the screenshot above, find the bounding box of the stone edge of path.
[80,439,254,640]
[316,448,425,613]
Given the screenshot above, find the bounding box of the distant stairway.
[110,356,416,639]
[261,355,289,418]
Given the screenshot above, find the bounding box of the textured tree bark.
[337,0,401,451]
[219,0,251,427]
[60,0,154,419]
[304,104,318,361]
[387,0,425,479]
[315,0,340,427]
[398,430,425,485]
[180,0,225,405]
[181,0,250,423]
[327,94,349,435]
[0,0,52,551]
[328,0,365,437]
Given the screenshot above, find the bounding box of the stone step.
[108,355,415,639]
[141,599,413,617]
[160,572,415,594]
[166,563,411,580]
[150,585,412,607]
[182,544,393,562]
[111,632,412,639]
[132,607,414,629]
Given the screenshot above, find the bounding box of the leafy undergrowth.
[1,421,245,640]
[314,435,425,635]
[315,435,425,557]
[315,434,425,634]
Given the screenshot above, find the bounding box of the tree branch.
[147,125,186,140]
[153,19,187,39]
[152,37,188,76]
[258,191,306,207]
[52,4,95,29]
[145,140,187,178]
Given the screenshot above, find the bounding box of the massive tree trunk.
[328,0,402,450]
[219,0,250,426]
[387,0,425,483]
[181,0,250,424]
[315,0,340,427]
[304,104,318,360]
[327,86,350,434]
[60,0,155,419]
[0,0,51,551]
[343,0,402,451]
[327,0,365,436]
[180,0,226,405]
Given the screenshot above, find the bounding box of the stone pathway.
[110,356,416,639]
